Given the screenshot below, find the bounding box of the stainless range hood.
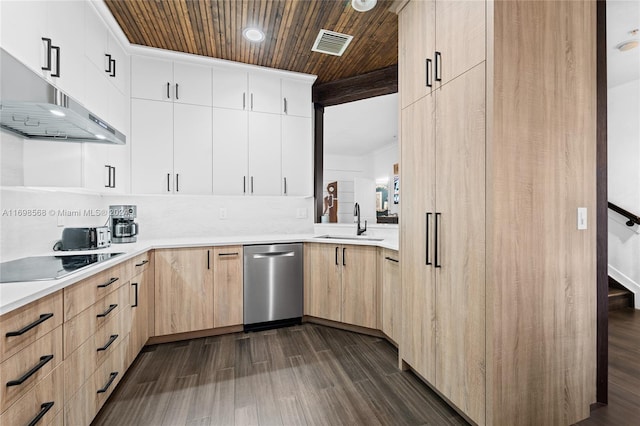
[0,49,126,145]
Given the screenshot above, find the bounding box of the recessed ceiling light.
[352,0,377,12]
[50,109,65,117]
[243,27,265,43]
[616,40,639,52]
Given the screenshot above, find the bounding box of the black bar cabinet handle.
[105,54,112,73]
[135,260,149,267]
[251,93,254,110]
[104,165,111,188]
[111,166,116,188]
[131,283,139,307]
[426,212,432,266]
[97,277,118,288]
[385,256,399,263]
[218,252,239,257]
[97,334,118,352]
[342,247,346,266]
[51,45,60,77]
[97,304,117,318]
[284,97,288,114]
[426,58,432,88]
[335,247,338,266]
[251,176,254,194]
[175,83,179,100]
[110,58,116,77]
[243,176,246,193]
[6,313,53,337]
[435,51,442,82]
[435,213,441,268]
[97,372,118,394]
[6,355,54,386]
[207,250,210,269]
[284,177,287,195]
[176,173,179,192]
[27,401,55,426]
[243,93,246,109]
[167,82,170,99]
[42,38,52,71]
[167,173,171,192]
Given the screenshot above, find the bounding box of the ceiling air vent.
[311,29,353,56]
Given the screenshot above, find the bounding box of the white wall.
[323,154,366,223]
[367,143,399,216]
[608,78,640,307]
[0,132,24,186]
[0,187,314,261]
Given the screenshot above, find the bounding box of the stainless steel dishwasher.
[243,243,303,331]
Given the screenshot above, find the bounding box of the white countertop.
[0,233,398,315]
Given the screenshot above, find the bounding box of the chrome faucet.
[354,202,367,236]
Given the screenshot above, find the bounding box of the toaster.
[60,227,111,251]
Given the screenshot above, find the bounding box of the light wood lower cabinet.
[380,249,401,343]
[304,243,377,329]
[213,246,243,328]
[129,258,153,363]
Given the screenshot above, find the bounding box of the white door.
[0,0,47,76]
[282,79,312,117]
[173,62,212,106]
[84,2,109,75]
[23,141,83,187]
[249,73,281,114]
[83,143,109,191]
[212,108,248,195]
[281,115,312,196]
[131,56,173,102]
[212,68,247,110]
[173,103,213,194]
[131,99,174,193]
[107,33,130,96]
[248,112,281,195]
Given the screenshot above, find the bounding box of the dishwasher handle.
[252,251,296,259]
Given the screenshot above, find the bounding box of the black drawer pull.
[6,313,54,337]
[97,334,118,352]
[41,38,52,71]
[97,277,119,288]
[218,252,239,257]
[97,304,117,318]
[135,259,149,267]
[51,45,60,78]
[385,257,399,263]
[132,282,139,307]
[6,355,54,387]
[97,372,118,394]
[27,401,54,426]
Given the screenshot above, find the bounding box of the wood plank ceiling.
[104,0,398,84]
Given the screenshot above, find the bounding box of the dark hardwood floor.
[93,324,468,426]
[578,308,640,426]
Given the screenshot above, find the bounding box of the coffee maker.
[109,205,139,243]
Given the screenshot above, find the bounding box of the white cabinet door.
[83,143,109,191]
[23,141,83,187]
[249,73,281,114]
[173,62,212,106]
[131,56,173,102]
[47,0,86,104]
[84,2,109,75]
[212,68,247,110]
[282,79,312,118]
[248,112,281,195]
[131,99,174,193]
[107,33,130,95]
[282,115,312,196]
[0,0,47,76]
[212,108,248,195]
[84,63,111,125]
[173,104,213,194]
[108,84,129,138]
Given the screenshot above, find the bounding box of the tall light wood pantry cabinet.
[394,0,597,425]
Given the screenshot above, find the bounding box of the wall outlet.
[219,208,228,220]
[296,208,308,219]
[577,207,587,230]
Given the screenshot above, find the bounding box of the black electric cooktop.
[0,253,124,283]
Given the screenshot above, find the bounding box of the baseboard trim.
[146,324,244,345]
[608,265,640,309]
[302,315,385,339]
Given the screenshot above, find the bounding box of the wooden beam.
[312,64,398,107]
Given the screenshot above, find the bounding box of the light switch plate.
[577,207,587,230]
[219,208,228,220]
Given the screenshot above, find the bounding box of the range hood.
[0,49,126,145]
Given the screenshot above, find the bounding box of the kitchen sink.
[313,235,384,242]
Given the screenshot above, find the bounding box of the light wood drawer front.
[130,252,151,275]
[0,364,63,426]
[64,283,129,358]
[64,265,125,320]
[65,335,127,426]
[0,291,63,363]
[1,326,62,413]
[64,306,131,397]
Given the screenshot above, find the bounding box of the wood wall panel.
[105,0,398,84]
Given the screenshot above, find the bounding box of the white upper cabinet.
[213,108,248,195]
[212,67,248,110]
[0,1,48,76]
[282,79,312,117]
[84,2,109,74]
[173,103,213,194]
[106,33,130,95]
[282,115,313,196]
[248,73,281,114]
[248,112,282,195]
[132,56,212,106]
